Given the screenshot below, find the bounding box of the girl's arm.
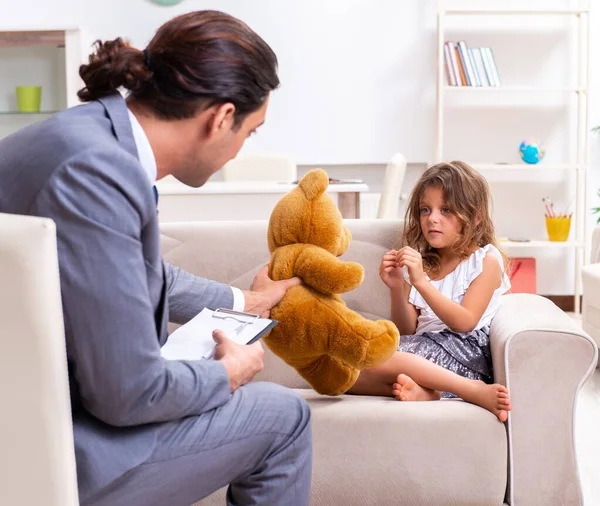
[390,281,419,336]
[413,254,501,333]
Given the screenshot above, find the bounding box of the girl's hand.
[397,247,426,287]
[379,250,405,290]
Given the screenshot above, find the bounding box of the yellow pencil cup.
[545,216,571,242]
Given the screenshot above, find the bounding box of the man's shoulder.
[0,101,125,168]
[45,103,123,158]
[0,100,149,217]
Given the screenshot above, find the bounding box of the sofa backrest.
[161,219,404,388]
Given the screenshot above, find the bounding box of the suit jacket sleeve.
[31,149,231,427]
[165,263,234,325]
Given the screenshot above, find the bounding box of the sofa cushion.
[338,240,392,320]
[195,391,508,506]
[301,391,508,506]
[161,222,271,285]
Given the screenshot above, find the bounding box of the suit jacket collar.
[97,93,139,160]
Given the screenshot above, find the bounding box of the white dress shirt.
[127,109,245,312]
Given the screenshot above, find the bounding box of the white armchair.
[377,152,407,219]
[222,153,297,182]
[0,213,79,505]
[582,225,600,361]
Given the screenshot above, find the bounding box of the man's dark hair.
[78,10,279,126]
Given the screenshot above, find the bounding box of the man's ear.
[207,102,236,137]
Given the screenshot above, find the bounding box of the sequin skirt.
[397,326,493,398]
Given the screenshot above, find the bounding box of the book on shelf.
[444,41,500,87]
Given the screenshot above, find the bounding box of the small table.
[155,180,369,222]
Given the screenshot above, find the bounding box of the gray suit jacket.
[0,94,235,496]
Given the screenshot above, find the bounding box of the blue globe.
[519,138,545,164]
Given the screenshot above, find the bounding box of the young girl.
[349,161,512,421]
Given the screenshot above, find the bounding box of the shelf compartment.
[0,111,60,116]
[0,31,66,48]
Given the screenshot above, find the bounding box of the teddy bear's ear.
[298,169,329,201]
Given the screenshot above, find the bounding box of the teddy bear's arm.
[295,245,364,295]
[268,244,307,282]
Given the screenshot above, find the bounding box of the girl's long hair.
[403,161,509,277]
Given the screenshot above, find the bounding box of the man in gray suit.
[0,11,312,506]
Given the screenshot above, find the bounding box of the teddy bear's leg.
[296,355,360,396]
[329,308,400,369]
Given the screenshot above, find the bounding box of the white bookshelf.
[0,28,84,140]
[435,1,591,312]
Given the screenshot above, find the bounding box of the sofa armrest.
[490,294,597,506]
[582,264,600,351]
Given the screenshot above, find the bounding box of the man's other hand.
[212,330,265,392]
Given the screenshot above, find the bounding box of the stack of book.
[444,41,500,87]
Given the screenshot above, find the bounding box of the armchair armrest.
[490,294,597,506]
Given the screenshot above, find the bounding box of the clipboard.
[210,308,278,344]
[160,307,278,361]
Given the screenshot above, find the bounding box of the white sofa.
[161,219,597,506]
[583,226,600,356]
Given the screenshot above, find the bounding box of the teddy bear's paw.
[298,355,360,396]
[328,318,399,369]
[361,320,400,368]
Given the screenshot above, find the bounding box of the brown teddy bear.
[264,169,399,395]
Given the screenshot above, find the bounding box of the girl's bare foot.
[393,374,441,401]
[462,381,512,422]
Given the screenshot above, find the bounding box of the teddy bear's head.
[267,169,351,256]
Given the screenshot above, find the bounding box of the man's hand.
[242,265,301,317]
[212,330,265,393]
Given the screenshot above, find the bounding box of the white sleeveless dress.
[398,245,511,394]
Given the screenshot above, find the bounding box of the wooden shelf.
[499,240,583,249]
[0,30,65,48]
[443,8,589,16]
[472,163,586,171]
[444,86,586,94]
[0,111,59,116]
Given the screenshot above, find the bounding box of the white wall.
[0,0,598,294]
[0,0,439,164]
